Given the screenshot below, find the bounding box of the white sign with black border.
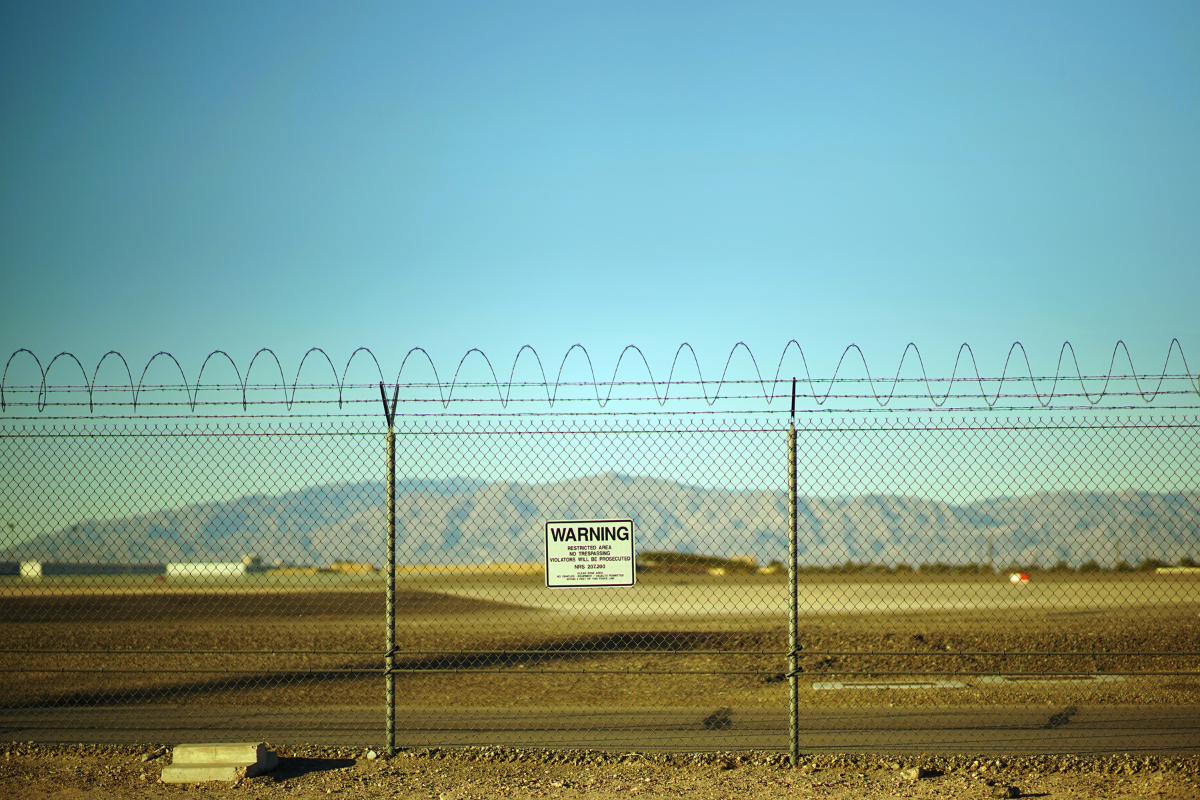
[544,518,636,588]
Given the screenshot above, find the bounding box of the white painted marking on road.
[979,675,1126,685]
[812,680,968,690]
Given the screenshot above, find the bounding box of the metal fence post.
[380,383,399,757]
[787,377,799,767]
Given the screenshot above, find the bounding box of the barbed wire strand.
[2,340,1196,414]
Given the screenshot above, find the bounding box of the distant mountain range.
[4,474,1198,570]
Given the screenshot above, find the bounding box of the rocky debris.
[5,741,1200,778]
[3,741,1200,799]
[899,765,931,780]
[139,746,165,762]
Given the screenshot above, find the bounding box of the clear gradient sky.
[1,2,1197,388]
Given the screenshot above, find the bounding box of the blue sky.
[2,1,1197,390]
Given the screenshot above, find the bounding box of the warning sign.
[543,518,636,588]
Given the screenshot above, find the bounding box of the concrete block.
[171,742,273,765]
[159,742,278,784]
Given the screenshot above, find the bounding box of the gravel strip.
[4,741,1200,799]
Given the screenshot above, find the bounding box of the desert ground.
[1,570,1198,754]
[3,741,1200,800]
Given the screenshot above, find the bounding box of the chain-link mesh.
[1,414,1198,752]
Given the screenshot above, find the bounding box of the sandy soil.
[4,742,1200,800]
[2,587,1197,709]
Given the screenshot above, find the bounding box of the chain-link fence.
[2,411,1198,755]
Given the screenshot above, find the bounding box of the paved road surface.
[3,705,1196,754]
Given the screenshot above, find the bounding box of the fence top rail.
[1,414,1199,436]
